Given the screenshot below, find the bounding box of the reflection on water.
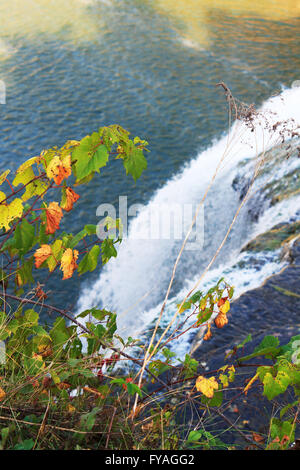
[0,0,105,53]
[154,0,300,48]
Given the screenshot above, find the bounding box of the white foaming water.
[77,87,300,345]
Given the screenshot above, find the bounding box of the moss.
[263,168,300,205]
[242,221,300,252]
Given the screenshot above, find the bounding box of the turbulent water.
[0,0,300,353]
[77,87,300,352]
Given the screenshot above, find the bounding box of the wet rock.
[189,240,300,446]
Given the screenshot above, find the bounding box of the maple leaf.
[61,187,80,212]
[195,375,219,398]
[60,248,79,280]
[34,245,52,268]
[45,202,63,234]
[46,154,72,185]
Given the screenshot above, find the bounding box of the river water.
[0,0,299,352]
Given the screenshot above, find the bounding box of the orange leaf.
[57,382,71,390]
[62,187,80,212]
[203,323,212,341]
[45,202,63,234]
[60,248,79,280]
[0,386,6,402]
[34,245,52,268]
[46,155,71,185]
[214,312,228,328]
[35,282,48,300]
[252,432,265,443]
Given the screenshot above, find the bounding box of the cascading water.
[77,86,300,353]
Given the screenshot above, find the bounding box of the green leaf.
[17,257,34,287]
[50,317,70,349]
[262,369,291,400]
[123,146,147,182]
[78,245,100,275]
[14,219,35,255]
[239,335,280,362]
[47,239,63,272]
[201,390,223,407]
[127,382,142,397]
[101,239,117,264]
[24,309,39,326]
[23,355,45,375]
[14,439,35,451]
[72,134,108,181]
[12,167,47,201]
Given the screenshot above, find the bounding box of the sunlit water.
[0,0,299,351]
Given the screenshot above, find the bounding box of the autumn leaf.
[219,299,230,314]
[203,323,212,341]
[195,375,219,398]
[46,154,72,185]
[0,169,10,186]
[67,404,76,414]
[60,248,79,280]
[61,187,80,212]
[214,312,228,328]
[37,344,53,358]
[252,432,265,443]
[35,282,48,300]
[0,386,6,402]
[0,198,23,231]
[243,372,259,395]
[45,202,63,234]
[34,245,52,268]
[57,382,71,390]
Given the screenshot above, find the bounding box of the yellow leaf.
[46,154,71,185]
[195,375,218,398]
[0,386,6,402]
[16,156,41,174]
[0,170,10,186]
[67,404,76,414]
[60,248,79,280]
[0,198,23,231]
[219,300,230,314]
[243,372,259,395]
[47,240,63,272]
